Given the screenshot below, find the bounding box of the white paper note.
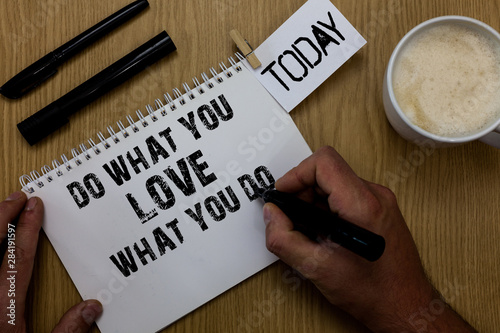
[245,0,366,112]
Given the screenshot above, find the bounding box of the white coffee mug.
[383,16,500,148]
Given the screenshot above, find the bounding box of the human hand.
[263,146,475,332]
[0,191,102,332]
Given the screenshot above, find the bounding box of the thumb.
[52,299,102,333]
[263,203,318,269]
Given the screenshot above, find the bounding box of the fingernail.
[263,204,272,226]
[81,301,103,325]
[25,197,38,211]
[6,191,23,201]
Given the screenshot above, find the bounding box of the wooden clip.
[230,29,261,69]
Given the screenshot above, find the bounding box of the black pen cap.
[17,31,176,145]
[0,0,149,99]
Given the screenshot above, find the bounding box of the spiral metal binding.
[71,148,83,165]
[107,126,120,144]
[135,110,149,127]
[182,82,195,100]
[126,115,139,132]
[97,132,111,149]
[19,55,245,194]
[79,143,92,160]
[219,62,232,78]
[164,92,176,111]
[19,175,35,193]
[52,160,64,176]
[172,88,186,105]
[41,165,53,182]
[192,77,204,94]
[210,67,223,83]
[201,72,214,89]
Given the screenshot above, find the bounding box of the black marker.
[0,0,149,99]
[258,189,386,262]
[17,31,176,145]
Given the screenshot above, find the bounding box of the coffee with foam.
[392,23,500,137]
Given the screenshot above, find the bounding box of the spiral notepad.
[19,55,311,333]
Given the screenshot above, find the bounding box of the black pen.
[17,31,176,145]
[0,0,149,99]
[258,189,386,262]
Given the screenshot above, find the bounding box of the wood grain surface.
[1,0,499,332]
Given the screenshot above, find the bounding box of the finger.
[264,203,323,279]
[276,146,362,194]
[282,185,317,203]
[299,186,331,208]
[0,191,28,245]
[0,197,43,317]
[52,300,103,333]
[363,180,397,205]
[276,146,376,226]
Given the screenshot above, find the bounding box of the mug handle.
[478,125,500,149]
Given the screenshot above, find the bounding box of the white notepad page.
[23,62,311,333]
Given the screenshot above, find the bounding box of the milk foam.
[393,23,500,137]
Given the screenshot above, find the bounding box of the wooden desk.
[1,0,499,332]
